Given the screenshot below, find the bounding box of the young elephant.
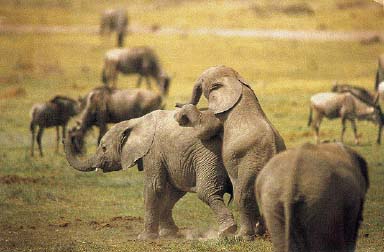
[64,110,236,240]
[175,66,286,240]
[30,96,79,157]
[256,143,369,252]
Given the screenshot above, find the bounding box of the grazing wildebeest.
[100,8,128,47]
[101,46,171,96]
[308,92,384,144]
[69,86,162,154]
[30,96,79,157]
[256,142,369,252]
[331,82,375,105]
[375,54,384,91]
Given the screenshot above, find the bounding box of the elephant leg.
[37,127,44,157]
[196,171,236,237]
[159,183,186,238]
[55,126,60,153]
[344,203,362,252]
[138,158,166,240]
[262,201,286,252]
[198,192,237,238]
[235,153,273,240]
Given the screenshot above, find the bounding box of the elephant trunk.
[64,136,97,172]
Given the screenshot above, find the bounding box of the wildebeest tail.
[29,106,37,132]
[307,106,313,127]
[102,67,107,85]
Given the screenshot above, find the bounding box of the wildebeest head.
[68,125,86,155]
[159,73,171,96]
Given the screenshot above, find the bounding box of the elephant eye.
[211,82,223,91]
[102,145,107,152]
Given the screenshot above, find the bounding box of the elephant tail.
[307,106,313,127]
[375,69,380,91]
[226,179,234,206]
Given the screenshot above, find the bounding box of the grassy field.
[1,1,384,251]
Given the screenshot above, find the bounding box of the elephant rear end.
[256,143,369,252]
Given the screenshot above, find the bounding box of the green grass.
[1,1,384,251]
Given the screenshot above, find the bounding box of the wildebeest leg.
[37,127,44,157]
[312,112,323,144]
[351,119,359,145]
[55,126,60,153]
[61,125,67,151]
[30,123,35,157]
[145,76,151,89]
[97,125,108,144]
[341,117,347,143]
[136,75,143,88]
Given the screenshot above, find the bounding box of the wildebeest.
[69,86,162,154]
[100,8,128,47]
[101,46,171,96]
[375,54,384,91]
[256,142,369,252]
[331,82,375,105]
[30,96,79,157]
[308,92,384,144]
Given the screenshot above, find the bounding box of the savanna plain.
[0,0,383,251]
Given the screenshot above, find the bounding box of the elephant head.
[174,105,222,140]
[64,113,156,173]
[177,65,251,114]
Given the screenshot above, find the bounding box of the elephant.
[64,109,237,240]
[30,95,79,157]
[175,65,286,240]
[255,142,369,252]
[101,46,171,96]
[70,86,162,154]
[100,8,128,47]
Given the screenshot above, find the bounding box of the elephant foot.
[218,221,237,238]
[235,229,255,241]
[137,231,158,240]
[159,227,180,238]
[255,220,266,236]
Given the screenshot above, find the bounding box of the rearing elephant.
[64,110,237,240]
[175,66,286,240]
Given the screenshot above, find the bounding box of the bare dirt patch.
[0,86,26,99]
[0,175,39,184]
[336,0,369,10]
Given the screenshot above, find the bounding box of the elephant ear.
[119,113,157,169]
[208,76,243,114]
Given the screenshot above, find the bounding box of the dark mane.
[331,83,375,106]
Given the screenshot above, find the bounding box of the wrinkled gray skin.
[308,92,383,144]
[175,66,286,240]
[375,54,384,91]
[30,96,79,157]
[70,86,162,154]
[256,143,369,252]
[102,46,171,96]
[100,8,128,47]
[65,110,237,240]
[331,83,375,105]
